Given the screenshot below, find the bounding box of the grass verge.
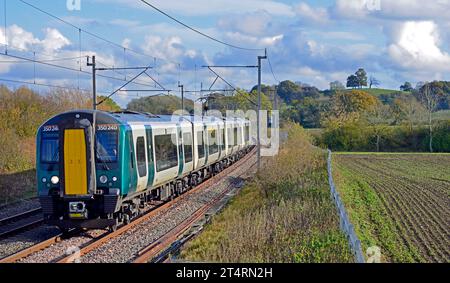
[181,123,353,263]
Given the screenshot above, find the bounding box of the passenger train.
[36,110,252,232]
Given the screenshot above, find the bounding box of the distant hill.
[127,95,195,115]
[351,88,411,97]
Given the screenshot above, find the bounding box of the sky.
[0,0,449,107]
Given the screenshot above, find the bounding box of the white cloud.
[40,28,71,52]
[334,0,450,21]
[0,25,39,51]
[217,10,272,37]
[224,32,283,48]
[388,21,450,71]
[295,2,330,25]
[142,35,184,62]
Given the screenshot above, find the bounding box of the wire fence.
[327,150,365,263]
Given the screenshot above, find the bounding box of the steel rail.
[0,234,63,263]
[58,149,255,263]
[0,208,44,238]
[0,208,42,226]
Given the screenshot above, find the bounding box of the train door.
[131,125,148,192]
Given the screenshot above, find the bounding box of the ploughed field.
[333,153,450,263]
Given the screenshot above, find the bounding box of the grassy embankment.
[181,123,353,263]
[333,153,450,263]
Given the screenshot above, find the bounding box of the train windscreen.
[41,135,59,163]
[96,131,118,163]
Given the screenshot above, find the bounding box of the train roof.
[40,110,250,129]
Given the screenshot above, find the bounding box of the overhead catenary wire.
[0,77,110,95]
[139,0,265,52]
[0,55,86,63]
[18,0,180,65]
[267,55,280,84]
[0,52,158,89]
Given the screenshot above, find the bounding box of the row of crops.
[332,153,450,263]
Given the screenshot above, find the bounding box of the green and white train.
[36,110,252,231]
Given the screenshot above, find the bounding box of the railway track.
[0,208,44,238]
[0,149,256,263]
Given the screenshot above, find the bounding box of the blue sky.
[1,0,449,107]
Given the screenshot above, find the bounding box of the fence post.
[327,150,365,263]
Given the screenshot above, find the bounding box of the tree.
[417,82,445,152]
[392,96,425,131]
[365,103,392,152]
[400,82,413,92]
[325,90,379,125]
[346,75,359,89]
[330,81,345,91]
[369,76,380,89]
[277,80,301,103]
[127,95,195,115]
[355,68,368,88]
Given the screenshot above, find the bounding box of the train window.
[245,125,250,142]
[136,137,147,177]
[237,127,242,145]
[208,129,219,154]
[234,128,238,146]
[183,132,193,163]
[227,128,233,148]
[197,131,205,158]
[96,131,118,163]
[221,129,225,150]
[155,134,178,172]
[41,138,59,163]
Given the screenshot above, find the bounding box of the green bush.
[0,129,31,172]
[320,121,450,152]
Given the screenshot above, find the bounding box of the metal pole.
[88,55,97,110]
[274,87,278,111]
[257,50,267,170]
[178,82,184,114]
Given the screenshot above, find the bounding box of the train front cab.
[37,111,122,231]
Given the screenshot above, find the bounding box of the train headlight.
[112,177,118,182]
[51,176,59,185]
[42,178,47,183]
[99,175,108,184]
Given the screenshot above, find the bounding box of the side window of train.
[234,127,238,146]
[155,134,178,172]
[129,132,134,169]
[209,129,219,154]
[221,129,225,150]
[245,125,250,142]
[183,132,193,163]
[136,137,147,178]
[197,131,205,159]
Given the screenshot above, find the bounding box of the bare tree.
[366,103,391,152]
[369,76,380,89]
[417,83,441,152]
[393,96,426,132]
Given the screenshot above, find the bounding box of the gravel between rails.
[0,226,60,259]
[18,230,107,263]
[80,155,257,263]
[0,198,41,220]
